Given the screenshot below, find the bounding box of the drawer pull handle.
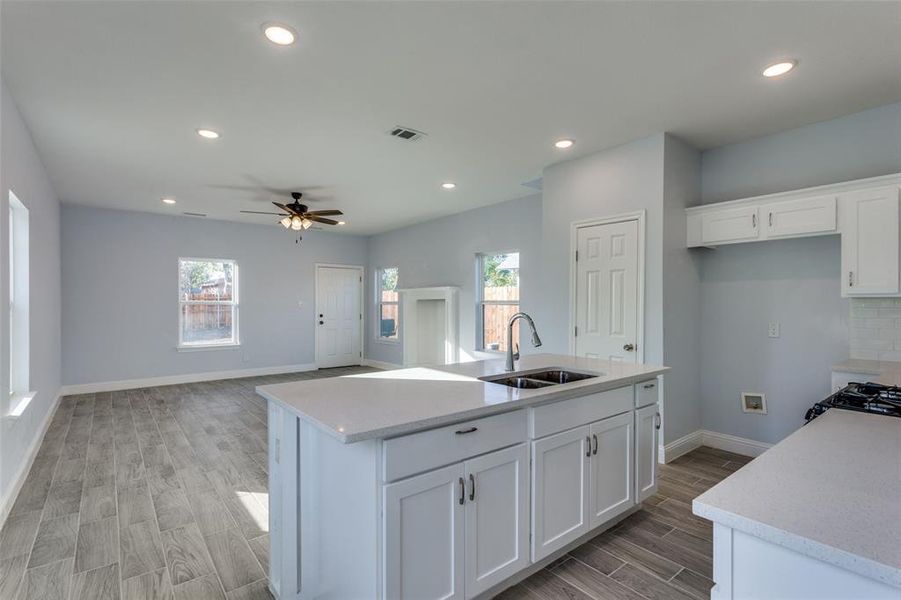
[458,477,465,505]
[655,413,662,430]
[455,427,478,435]
[585,436,591,457]
[592,434,598,455]
[642,383,655,389]
[469,473,475,501]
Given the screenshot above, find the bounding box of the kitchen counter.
[693,409,901,590]
[257,353,668,443]
[832,358,901,385]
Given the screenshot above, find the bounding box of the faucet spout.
[506,312,542,371]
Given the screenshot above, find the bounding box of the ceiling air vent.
[388,126,426,141]
[183,212,207,217]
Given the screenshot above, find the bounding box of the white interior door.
[316,266,362,368]
[575,220,640,362]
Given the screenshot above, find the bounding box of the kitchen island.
[693,409,901,599]
[257,353,668,600]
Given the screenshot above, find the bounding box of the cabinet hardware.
[642,383,655,389]
[849,271,854,287]
[469,473,475,501]
[591,434,598,455]
[623,343,635,352]
[768,212,773,227]
[655,413,661,430]
[585,436,591,458]
[458,477,465,505]
[455,427,478,435]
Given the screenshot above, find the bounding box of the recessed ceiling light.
[441,182,456,190]
[762,60,797,78]
[196,128,220,139]
[554,139,574,149]
[161,197,176,205]
[337,221,346,226]
[263,23,297,46]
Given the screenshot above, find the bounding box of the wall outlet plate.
[741,392,767,414]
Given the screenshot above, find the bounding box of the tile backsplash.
[850,298,901,361]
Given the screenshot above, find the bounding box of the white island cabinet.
[259,354,667,600]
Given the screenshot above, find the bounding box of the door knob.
[623,343,635,352]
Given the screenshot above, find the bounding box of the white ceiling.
[2,1,900,234]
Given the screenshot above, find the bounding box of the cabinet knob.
[655,413,662,430]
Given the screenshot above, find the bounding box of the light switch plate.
[768,322,780,338]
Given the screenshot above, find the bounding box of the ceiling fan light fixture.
[301,218,313,230]
[280,216,292,228]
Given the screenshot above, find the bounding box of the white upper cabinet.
[700,205,760,245]
[764,194,836,239]
[841,186,900,297]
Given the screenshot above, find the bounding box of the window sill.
[6,391,37,419]
[373,337,400,345]
[176,343,241,352]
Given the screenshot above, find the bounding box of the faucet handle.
[513,343,520,361]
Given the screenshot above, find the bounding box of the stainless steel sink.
[480,368,598,389]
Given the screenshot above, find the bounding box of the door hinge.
[574,326,578,337]
[575,250,579,262]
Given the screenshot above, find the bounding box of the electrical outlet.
[768,321,780,338]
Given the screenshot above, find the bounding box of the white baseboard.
[59,363,318,395]
[0,390,63,527]
[361,358,402,370]
[661,429,772,463]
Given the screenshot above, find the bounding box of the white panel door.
[384,463,465,600]
[589,412,634,528]
[463,444,529,599]
[841,186,900,296]
[635,403,660,503]
[575,220,640,362]
[531,425,590,561]
[700,205,760,244]
[763,195,837,239]
[316,266,362,368]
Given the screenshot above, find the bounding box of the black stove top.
[805,382,901,422]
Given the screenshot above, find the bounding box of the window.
[178,258,238,348]
[477,252,519,352]
[377,267,399,341]
[9,191,30,404]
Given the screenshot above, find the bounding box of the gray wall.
[696,103,900,444]
[61,205,368,385]
[365,195,542,366]
[0,81,62,512]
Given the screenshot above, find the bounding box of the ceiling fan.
[241,192,343,232]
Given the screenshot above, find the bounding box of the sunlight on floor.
[237,490,270,533]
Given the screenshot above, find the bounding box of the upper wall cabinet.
[841,186,899,297]
[687,173,901,297]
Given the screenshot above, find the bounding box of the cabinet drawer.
[529,386,632,439]
[382,410,527,483]
[635,379,659,408]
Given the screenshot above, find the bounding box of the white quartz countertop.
[833,358,901,385]
[693,409,901,588]
[256,353,667,443]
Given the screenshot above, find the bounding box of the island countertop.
[693,409,901,588]
[256,353,668,443]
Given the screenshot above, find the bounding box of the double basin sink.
[479,368,599,389]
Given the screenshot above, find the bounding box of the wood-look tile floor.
[0,366,375,600]
[1,364,752,600]
[497,446,753,600]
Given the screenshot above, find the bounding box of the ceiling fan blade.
[273,202,299,215]
[306,209,343,216]
[241,210,287,215]
[307,216,339,225]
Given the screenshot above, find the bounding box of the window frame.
[476,251,520,353]
[177,257,240,350]
[375,266,400,343]
[8,191,31,410]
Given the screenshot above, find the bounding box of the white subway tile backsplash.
[850,298,901,360]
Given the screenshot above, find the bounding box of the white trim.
[568,210,646,363]
[1,390,63,527]
[361,358,402,371]
[314,264,365,368]
[59,363,318,395]
[660,429,773,463]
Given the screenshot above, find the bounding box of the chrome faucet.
[506,312,542,371]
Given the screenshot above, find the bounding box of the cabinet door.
[463,444,529,599]
[635,404,660,503]
[589,412,634,528]
[841,186,900,296]
[701,205,760,244]
[384,463,465,600]
[531,425,590,561]
[764,195,836,239]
